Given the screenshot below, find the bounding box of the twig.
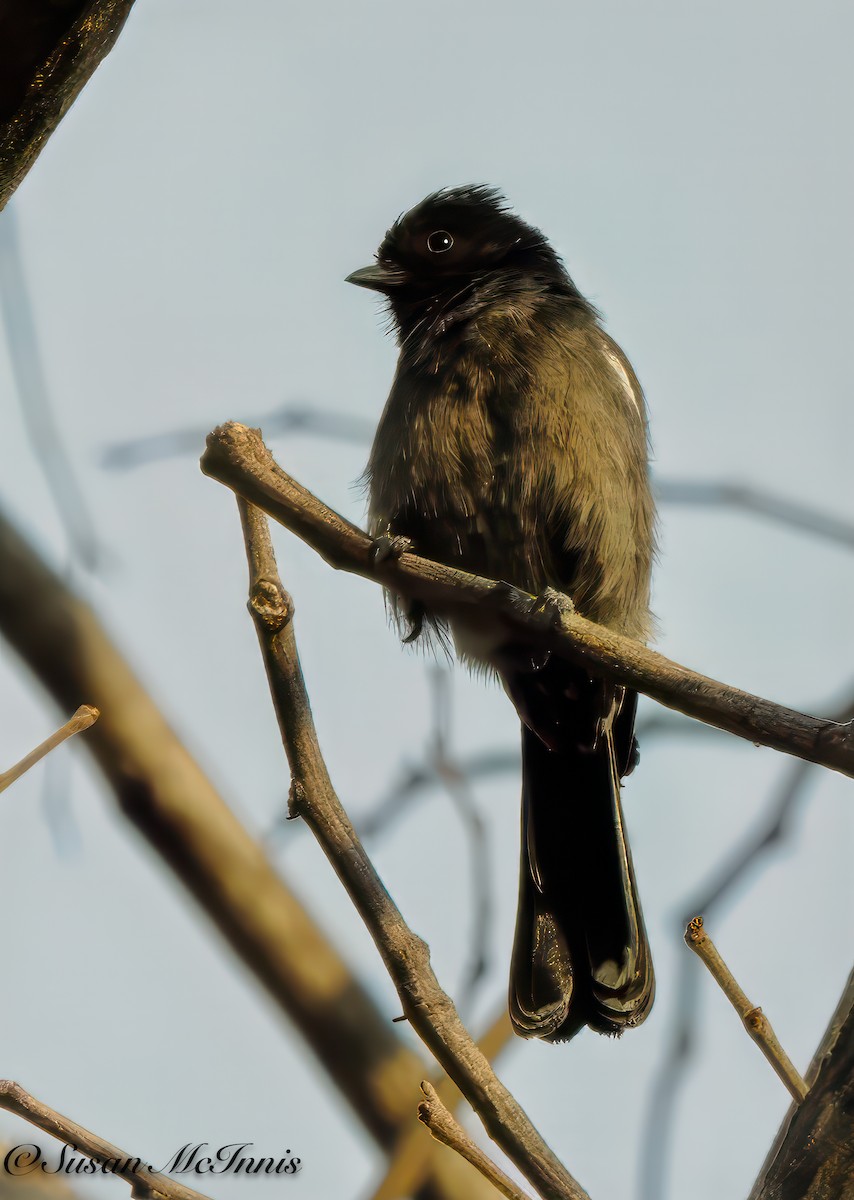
[0,0,138,209]
[201,422,854,778]
[0,1080,211,1200]
[237,498,590,1200]
[0,508,495,1200]
[684,917,808,1103]
[371,1009,515,1200]
[418,1081,534,1200]
[0,704,98,794]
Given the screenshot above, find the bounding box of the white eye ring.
[426,230,454,254]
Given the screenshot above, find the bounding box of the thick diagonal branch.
[238,499,590,1200]
[202,422,854,778]
[0,0,137,210]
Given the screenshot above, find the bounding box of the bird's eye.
[426,230,454,254]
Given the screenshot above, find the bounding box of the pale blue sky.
[1,3,852,1198]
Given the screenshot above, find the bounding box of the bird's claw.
[401,609,424,643]
[372,531,413,563]
[529,586,576,628]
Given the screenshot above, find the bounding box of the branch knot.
[249,579,291,631]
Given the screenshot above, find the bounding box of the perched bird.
[347,186,656,1042]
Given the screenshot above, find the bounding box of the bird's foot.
[529,586,576,629]
[372,529,413,563]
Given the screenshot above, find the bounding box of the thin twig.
[237,498,589,1200]
[371,1008,515,1200]
[0,1080,212,1200]
[201,422,854,778]
[684,917,808,1103]
[418,1081,534,1200]
[0,705,98,794]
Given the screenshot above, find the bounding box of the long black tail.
[505,660,654,1042]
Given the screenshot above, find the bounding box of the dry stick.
[418,1082,535,1200]
[0,704,98,793]
[201,423,854,779]
[237,499,589,1200]
[684,917,808,1103]
[371,1010,514,1200]
[0,509,498,1200]
[0,1080,212,1200]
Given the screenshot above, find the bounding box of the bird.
[346,185,656,1042]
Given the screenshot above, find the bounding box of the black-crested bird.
[347,186,656,1042]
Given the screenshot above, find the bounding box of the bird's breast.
[369,347,536,573]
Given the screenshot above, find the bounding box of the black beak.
[345,263,408,292]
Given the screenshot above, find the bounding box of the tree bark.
[749,967,854,1199]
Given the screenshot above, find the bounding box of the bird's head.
[347,186,576,347]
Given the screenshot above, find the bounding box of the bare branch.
[684,917,808,1104]
[749,965,854,1199]
[371,1009,514,1200]
[418,1081,535,1200]
[237,498,590,1200]
[201,422,854,778]
[0,704,98,794]
[0,1080,211,1200]
[0,0,137,210]
[0,506,499,1200]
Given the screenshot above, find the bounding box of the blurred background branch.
[103,404,854,551]
[0,207,102,570]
